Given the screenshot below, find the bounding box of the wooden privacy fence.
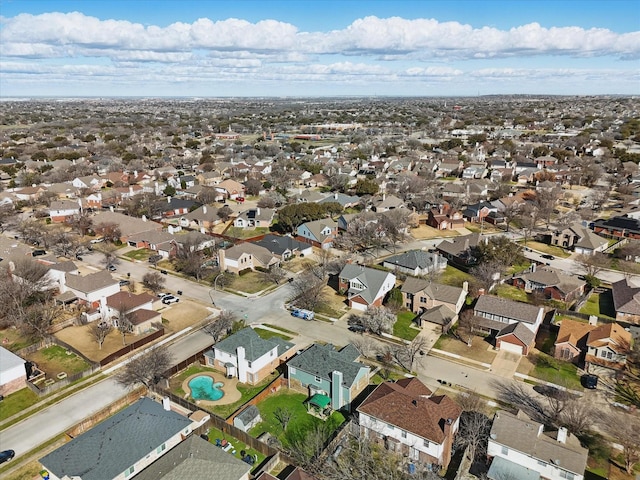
[99,327,165,366]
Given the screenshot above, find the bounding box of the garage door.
[499,341,523,355]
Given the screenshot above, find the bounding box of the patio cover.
[308,393,331,409]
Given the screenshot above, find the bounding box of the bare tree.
[501,202,521,233]
[274,406,293,431]
[600,408,640,475]
[68,211,93,237]
[142,271,166,293]
[263,265,286,285]
[290,267,327,311]
[116,348,174,389]
[360,305,395,336]
[391,335,429,371]
[350,336,378,358]
[115,307,134,345]
[98,243,120,269]
[456,410,491,462]
[559,398,594,436]
[457,309,479,346]
[0,204,16,233]
[174,236,206,281]
[90,321,113,349]
[93,222,122,243]
[575,252,609,278]
[469,259,504,293]
[202,310,236,342]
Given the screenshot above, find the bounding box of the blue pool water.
[188,376,225,401]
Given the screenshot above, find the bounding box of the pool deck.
[182,370,241,406]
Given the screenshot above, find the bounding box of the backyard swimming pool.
[188,375,225,401]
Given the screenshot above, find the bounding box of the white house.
[61,270,120,309]
[338,264,396,311]
[204,327,295,385]
[0,347,27,396]
[487,410,587,480]
[49,199,81,223]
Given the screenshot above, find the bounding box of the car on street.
[119,280,130,286]
[162,295,179,305]
[348,324,366,333]
[157,292,170,298]
[541,254,555,260]
[108,264,117,271]
[582,374,598,389]
[0,450,15,464]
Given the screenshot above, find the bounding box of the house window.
[607,351,613,359]
[124,466,135,477]
[406,303,412,308]
[601,351,607,358]
[537,460,547,467]
[156,443,166,454]
[501,446,508,456]
[559,470,575,480]
[290,367,296,374]
[271,350,274,357]
[315,375,321,383]
[420,297,427,303]
[401,430,407,439]
[423,439,430,448]
[248,361,252,368]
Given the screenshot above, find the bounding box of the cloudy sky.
[0,0,638,97]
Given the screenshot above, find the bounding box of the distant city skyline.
[0,0,638,98]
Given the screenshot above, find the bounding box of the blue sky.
[1,0,638,97]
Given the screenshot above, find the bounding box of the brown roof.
[106,291,155,311]
[127,308,160,326]
[357,378,461,444]
[611,278,640,315]
[65,270,117,293]
[586,323,631,354]
[555,319,595,349]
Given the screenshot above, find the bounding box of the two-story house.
[435,233,482,269]
[510,264,586,304]
[49,199,81,223]
[61,270,120,310]
[205,327,295,385]
[218,243,279,274]
[103,291,160,335]
[287,343,370,412]
[357,377,462,469]
[338,264,396,311]
[611,277,640,324]
[550,223,608,254]
[401,277,467,331]
[39,397,194,480]
[233,208,275,229]
[584,322,632,372]
[296,218,338,249]
[252,234,313,261]
[487,410,587,480]
[382,250,447,277]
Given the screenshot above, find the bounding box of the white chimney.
[162,397,171,411]
[129,186,134,195]
[588,315,598,326]
[557,427,568,444]
[256,207,261,216]
[203,205,207,214]
[167,196,171,203]
[168,225,174,234]
[142,214,147,222]
[334,192,338,200]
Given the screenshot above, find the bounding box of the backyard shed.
[233,405,262,432]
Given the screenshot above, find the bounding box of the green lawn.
[228,271,273,294]
[519,240,570,258]
[28,345,91,376]
[204,425,266,472]
[263,324,296,335]
[123,248,150,261]
[495,284,530,303]
[439,265,473,288]
[372,371,407,384]
[209,373,280,419]
[253,327,293,341]
[0,387,40,421]
[579,292,616,320]
[529,353,583,390]
[249,390,345,447]
[224,227,270,239]
[393,311,419,341]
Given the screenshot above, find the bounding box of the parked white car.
[162,295,179,305]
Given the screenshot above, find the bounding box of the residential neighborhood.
[0,95,639,480]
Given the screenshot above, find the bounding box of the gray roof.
[569,223,608,250]
[223,243,279,267]
[93,211,161,237]
[513,266,584,294]
[134,435,251,480]
[235,404,261,424]
[497,321,535,346]
[0,346,25,373]
[213,327,294,362]
[418,304,456,326]
[339,264,395,305]
[286,343,368,388]
[474,295,543,325]
[64,270,118,294]
[436,233,481,256]
[384,250,441,271]
[611,278,640,315]
[40,398,192,480]
[401,277,465,305]
[490,410,588,475]
[299,218,337,242]
[253,234,309,256]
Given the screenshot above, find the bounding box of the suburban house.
[611,277,640,324]
[39,397,194,480]
[473,295,545,355]
[61,270,120,309]
[401,277,467,331]
[357,377,462,469]
[215,179,245,200]
[48,199,81,223]
[159,197,200,218]
[286,343,370,412]
[252,234,313,261]
[338,264,396,311]
[382,250,447,277]
[371,194,404,212]
[103,291,160,335]
[584,322,632,372]
[134,435,251,480]
[487,410,588,480]
[592,215,640,240]
[205,327,295,385]
[553,318,597,364]
[509,264,586,304]
[425,208,465,230]
[218,243,280,274]
[296,218,338,249]
[127,230,177,258]
[93,211,163,244]
[462,201,496,223]
[181,204,219,230]
[550,223,608,254]
[0,347,27,396]
[436,233,482,269]
[233,208,275,229]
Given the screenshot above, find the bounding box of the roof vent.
[553,459,561,465]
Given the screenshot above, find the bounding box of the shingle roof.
[287,343,368,388]
[134,435,251,480]
[339,264,395,305]
[496,321,535,346]
[357,378,461,444]
[39,398,192,480]
[106,291,155,311]
[418,304,456,326]
[214,327,293,362]
[586,322,631,353]
[513,266,584,294]
[384,250,442,271]
[401,277,465,305]
[490,410,588,475]
[555,319,595,348]
[64,270,118,294]
[474,295,543,325]
[223,243,278,267]
[611,278,640,315]
[253,234,309,256]
[436,233,481,256]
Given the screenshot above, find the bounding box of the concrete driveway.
[490,349,521,378]
[418,323,442,353]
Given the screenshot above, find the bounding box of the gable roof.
[106,291,155,311]
[299,218,337,242]
[287,343,368,388]
[401,277,465,305]
[555,319,595,349]
[64,270,118,294]
[490,410,588,475]
[253,234,309,256]
[357,378,461,444]
[214,327,293,362]
[39,398,192,480]
[384,250,444,271]
[436,233,481,257]
[474,295,543,325]
[586,322,631,353]
[513,266,585,294]
[611,278,640,315]
[339,264,395,305]
[223,243,279,267]
[496,321,535,346]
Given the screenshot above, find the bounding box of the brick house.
[357,377,461,469]
[509,264,586,304]
[338,264,396,311]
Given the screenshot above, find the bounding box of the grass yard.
[169,364,218,397]
[410,225,459,240]
[249,390,345,447]
[495,284,530,303]
[123,248,150,261]
[371,370,408,384]
[0,387,40,422]
[432,334,497,364]
[0,328,38,352]
[224,226,270,239]
[579,291,616,320]
[262,324,296,335]
[26,345,91,378]
[228,271,273,294]
[209,373,280,419]
[204,425,266,471]
[439,265,473,288]
[520,351,583,390]
[253,327,293,341]
[520,240,570,258]
[393,311,419,341]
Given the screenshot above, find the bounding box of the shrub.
[238,268,252,276]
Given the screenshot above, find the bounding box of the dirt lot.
[435,335,498,364]
[55,325,155,362]
[159,300,214,332]
[410,225,460,240]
